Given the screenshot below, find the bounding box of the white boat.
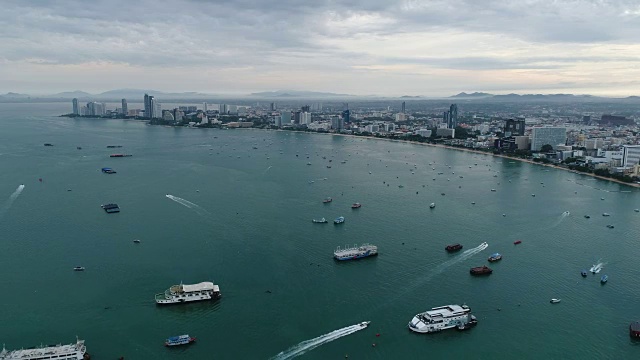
[155,281,221,305]
[635,209,639,212]
[550,298,561,303]
[312,218,327,223]
[359,321,371,328]
[563,211,570,216]
[0,338,88,360]
[408,304,474,333]
[602,213,610,217]
[590,263,603,274]
[73,266,85,271]
[429,203,436,209]
[334,244,377,261]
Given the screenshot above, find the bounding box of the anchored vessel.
[101,167,116,174]
[334,244,378,261]
[155,282,221,305]
[351,202,362,209]
[488,253,502,262]
[445,244,463,252]
[408,304,475,333]
[630,321,640,338]
[0,338,89,360]
[334,216,345,224]
[470,265,493,275]
[165,335,196,347]
[110,154,132,157]
[312,218,328,223]
[101,203,120,213]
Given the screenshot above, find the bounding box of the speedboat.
[133,239,141,243]
[550,298,561,304]
[322,197,332,203]
[601,275,608,283]
[351,203,362,209]
[581,270,588,277]
[590,263,603,274]
[563,211,570,216]
[488,253,502,262]
[429,203,436,209]
[602,213,610,217]
[165,334,196,347]
[359,321,371,328]
[334,216,345,224]
[606,224,614,229]
[73,266,85,271]
[312,218,328,223]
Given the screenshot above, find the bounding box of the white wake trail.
[431,242,489,275]
[165,194,211,217]
[263,165,273,174]
[271,323,367,360]
[0,185,25,219]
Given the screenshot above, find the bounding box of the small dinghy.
[550,298,561,304]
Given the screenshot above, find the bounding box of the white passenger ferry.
[333,244,378,261]
[155,281,221,305]
[0,338,89,360]
[408,304,474,333]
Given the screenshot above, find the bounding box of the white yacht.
[155,281,221,305]
[429,203,436,209]
[408,304,474,333]
[0,338,88,360]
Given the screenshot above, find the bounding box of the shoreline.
[300,130,640,189]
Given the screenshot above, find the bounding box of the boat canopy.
[182,282,215,292]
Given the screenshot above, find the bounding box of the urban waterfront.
[1,103,640,359]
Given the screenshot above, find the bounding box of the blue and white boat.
[334,216,345,224]
[165,334,196,347]
[488,253,502,262]
[334,244,378,261]
[601,275,608,283]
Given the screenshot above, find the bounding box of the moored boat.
[333,244,377,261]
[584,215,590,219]
[581,269,587,277]
[488,253,502,262]
[602,213,610,216]
[445,244,463,252]
[606,224,614,229]
[601,275,608,283]
[470,265,492,275]
[351,202,362,209]
[630,321,640,338]
[110,154,132,157]
[73,266,85,271]
[429,203,436,209]
[513,240,522,245]
[334,216,345,224]
[408,304,474,333]
[101,203,120,213]
[165,335,196,347]
[550,298,561,303]
[101,167,116,174]
[155,281,221,305]
[0,338,89,360]
[322,197,332,203]
[312,218,328,223]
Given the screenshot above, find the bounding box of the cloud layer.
[1,0,640,95]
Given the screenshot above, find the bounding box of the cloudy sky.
[2,0,640,96]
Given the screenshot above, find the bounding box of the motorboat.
[445,244,463,252]
[351,203,362,209]
[165,334,196,347]
[550,298,561,304]
[514,240,522,245]
[531,194,535,197]
[590,262,603,274]
[312,218,328,223]
[334,244,377,260]
[602,213,610,217]
[470,266,492,275]
[581,270,588,277]
[133,239,141,243]
[601,275,608,283]
[73,266,85,271]
[635,209,640,213]
[429,203,436,209]
[359,321,371,328]
[322,197,332,203]
[606,224,614,229]
[488,253,502,262]
[491,189,496,192]
[334,216,345,224]
[584,215,590,219]
[563,211,570,216]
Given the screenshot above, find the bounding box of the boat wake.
[263,165,273,174]
[590,260,605,274]
[432,242,489,275]
[0,184,25,219]
[271,323,367,360]
[165,194,210,216]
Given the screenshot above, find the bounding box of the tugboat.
[581,269,588,277]
[630,321,640,338]
[323,197,333,203]
[445,244,463,252]
[333,244,378,261]
[312,218,328,223]
[334,216,345,224]
[470,265,493,275]
[488,253,502,262]
[165,335,196,347]
[351,203,362,209]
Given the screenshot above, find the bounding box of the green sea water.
[1,103,639,359]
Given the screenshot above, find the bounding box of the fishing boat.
[165,335,196,347]
[488,253,502,262]
[334,216,345,224]
[513,240,522,245]
[322,197,332,203]
[601,275,608,283]
[155,281,221,305]
[445,244,463,252]
[429,203,436,209]
[470,266,492,275]
[333,244,378,261]
[550,298,561,304]
[408,304,475,333]
[0,338,89,360]
[312,218,328,223]
[581,270,588,277]
[73,266,85,271]
[351,202,362,209]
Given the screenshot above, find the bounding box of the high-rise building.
[219,104,227,114]
[121,99,128,116]
[144,94,151,118]
[72,98,79,115]
[448,104,458,129]
[342,109,350,123]
[443,111,450,126]
[300,112,312,125]
[622,145,640,167]
[301,105,310,113]
[530,127,567,151]
[86,102,105,116]
[270,102,276,111]
[293,111,301,124]
[504,119,525,136]
[401,101,406,114]
[153,101,161,119]
[280,112,291,127]
[203,102,207,112]
[331,117,344,131]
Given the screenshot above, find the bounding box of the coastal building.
[219,104,227,114]
[162,111,175,121]
[514,136,531,150]
[342,109,350,123]
[331,117,344,131]
[448,104,458,129]
[436,128,455,138]
[416,129,432,137]
[504,119,525,136]
[280,111,291,127]
[153,101,161,120]
[300,112,312,125]
[395,113,407,122]
[72,98,79,115]
[530,127,567,151]
[121,99,128,116]
[144,94,153,119]
[86,102,105,116]
[622,145,640,167]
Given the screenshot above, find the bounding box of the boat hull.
[334,252,378,261]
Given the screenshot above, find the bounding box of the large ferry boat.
[0,338,89,360]
[408,304,475,333]
[334,244,378,261]
[155,281,221,305]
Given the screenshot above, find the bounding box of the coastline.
[299,130,640,189]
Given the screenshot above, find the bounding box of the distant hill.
[1,92,31,99]
[248,90,352,98]
[49,90,93,98]
[450,92,493,98]
[400,95,422,99]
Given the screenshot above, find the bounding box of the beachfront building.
[622,145,640,167]
[531,127,567,151]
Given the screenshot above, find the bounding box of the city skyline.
[2,0,640,96]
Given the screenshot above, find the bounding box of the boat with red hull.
[470,266,493,275]
[513,240,522,245]
[445,244,463,252]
